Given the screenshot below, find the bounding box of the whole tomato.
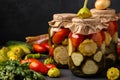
[69,32,84,48]
[117,44,120,56]
[91,31,105,46]
[49,45,54,57]
[45,64,56,70]
[52,28,70,44]
[33,44,47,53]
[29,60,48,74]
[41,42,50,51]
[107,21,118,36]
[21,58,48,74]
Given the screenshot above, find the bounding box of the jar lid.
[90,8,118,22]
[53,13,76,21]
[65,17,107,35]
[48,13,76,27]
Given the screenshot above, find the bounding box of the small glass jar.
[48,13,76,68]
[67,17,106,77]
[91,9,119,69]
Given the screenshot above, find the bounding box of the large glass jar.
[48,13,76,68]
[67,17,106,77]
[91,9,119,69]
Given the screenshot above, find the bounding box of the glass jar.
[91,9,119,69]
[67,17,106,77]
[48,13,76,68]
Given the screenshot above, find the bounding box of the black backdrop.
[0,0,120,43]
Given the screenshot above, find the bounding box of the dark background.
[0,0,120,43]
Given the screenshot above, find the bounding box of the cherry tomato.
[49,45,54,57]
[107,21,118,36]
[33,44,47,53]
[41,42,49,51]
[45,64,56,70]
[69,32,84,48]
[52,28,70,44]
[92,31,105,46]
[117,44,120,56]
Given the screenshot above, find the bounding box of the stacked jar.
[48,13,76,68]
[66,17,106,77]
[91,8,119,69]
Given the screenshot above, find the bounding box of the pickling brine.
[91,8,119,69]
[67,17,106,77]
[48,13,76,68]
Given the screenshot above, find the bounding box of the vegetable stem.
[83,0,88,8]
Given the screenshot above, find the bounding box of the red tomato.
[117,45,120,56]
[29,60,48,74]
[92,31,105,46]
[33,44,47,53]
[45,64,56,70]
[52,28,70,44]
[69,32,84,48]
[21,58,48,74]
[107,21,118,36]
[49,45,54,57]
[41,42,49,51]
[20,58,37,64]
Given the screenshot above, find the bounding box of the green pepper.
[24,53,46,59]
[77,0,92,18]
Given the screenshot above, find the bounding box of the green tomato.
[47,67,60,77]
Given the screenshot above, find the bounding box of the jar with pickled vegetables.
[91,8,119,69]
[48,13,76,68]
[67,17,106,77]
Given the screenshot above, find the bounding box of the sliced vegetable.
[54,46,68,65]
[82,60,98,74]
[113,32,118,43]
[62,38,68,46]
[71,52,83,66]
[106,54,116,62]
[68,39,75,56]
[77,0,92,18]
[47,67,60,77]
[101,41,106,54]
[107,67,119,80]
[78,39,97,56]
[93,51,103,62]
[104,32,112,46]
